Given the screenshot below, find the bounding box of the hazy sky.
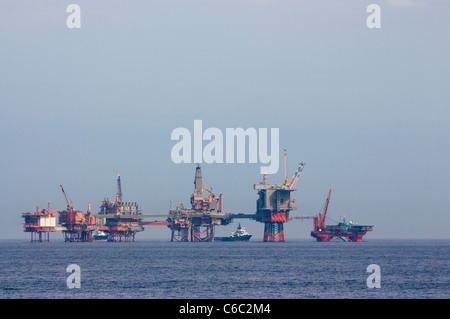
[1,0,449,240]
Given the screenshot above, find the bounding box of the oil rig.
[21,175,146,242]
[165,151,306,242]
[21,203,60,242]
[310,189,373,242]
[167,165,232,241]
[96,174,144,242]
[58,185,97,242]
[253,151,305,241]
[20,152,374,242]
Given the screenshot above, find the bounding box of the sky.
[0,0,449,240]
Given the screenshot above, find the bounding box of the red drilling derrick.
[311,189,374,242]
[21,202,60,242]
[254,150,305,242]
[58,185,97,242]
[167,165,231,242]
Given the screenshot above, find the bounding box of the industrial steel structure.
[58,185,97,242]
[96,175,144,242]
[167,165,232,241]
[165,151,306,242]
[20,152,374,242]
[311,189,373,242]
[21,203,59,242]
[253,151,305,241]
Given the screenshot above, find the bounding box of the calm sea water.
[1,239,449,299]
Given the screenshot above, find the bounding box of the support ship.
[215,224,252,242]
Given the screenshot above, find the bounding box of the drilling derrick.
[21,202,59,242]
[58,185,97,242]
[97,175,144,242]
[254,151,305,242]
[167,165,231,242]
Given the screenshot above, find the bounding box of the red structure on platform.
[311,189,373,242]
[22,203,59,242]
[58,185,97,242]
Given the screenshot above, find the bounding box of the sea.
[1,239,449,299]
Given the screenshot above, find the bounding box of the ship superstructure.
[215,223,252,241]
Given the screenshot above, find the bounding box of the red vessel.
[311,189,373,242]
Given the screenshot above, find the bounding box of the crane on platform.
[60,185,73,211]
[317,189,332,230]
[284,150,289,186]
[288,162,306,190]
[204,186,217,198]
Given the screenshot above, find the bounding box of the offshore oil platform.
[58,185,96,242]
[21,203,59,242]
[96,174,144,242]
[167,165,232,242]
[311,189,373,242]
[21,176,146,242]
[253,151,306,241]
[20,151,374,242]
[166,150,307,242]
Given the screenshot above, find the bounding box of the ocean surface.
[1,239,449,299]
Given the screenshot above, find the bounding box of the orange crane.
[288,162,306,190]
[59,185,96,242]
[60,185,73,211]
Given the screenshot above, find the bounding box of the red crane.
[316,189,332,231]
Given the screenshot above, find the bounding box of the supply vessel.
[215,224,252,241]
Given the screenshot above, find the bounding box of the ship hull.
[215,235,252,242]
[93,235,108,242]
